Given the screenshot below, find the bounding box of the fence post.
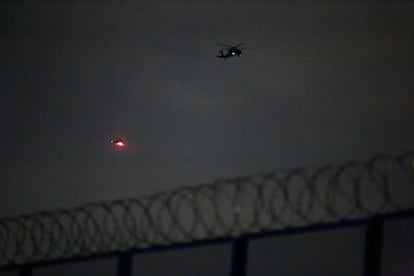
[364,218,384,276]
[231,236,248,276]
[117,251,133,276]
[18,265,32,276]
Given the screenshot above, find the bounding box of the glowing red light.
[111,138,125,148]
[115,141,125,147]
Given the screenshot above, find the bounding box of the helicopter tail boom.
[217,50,225,59]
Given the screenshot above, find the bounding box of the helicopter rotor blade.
[216,43,246,49]
[216,43,234,48]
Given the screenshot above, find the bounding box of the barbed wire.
[0,151,413,266]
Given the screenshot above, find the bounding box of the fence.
[0,151,413,271]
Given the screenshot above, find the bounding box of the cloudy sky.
[1,1,413,217]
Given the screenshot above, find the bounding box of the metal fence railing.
[1,151,413,266]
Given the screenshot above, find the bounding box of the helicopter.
[216,43,245,59]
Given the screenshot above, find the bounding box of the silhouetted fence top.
[1,151,413,266]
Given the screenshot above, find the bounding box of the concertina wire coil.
[0,151,413,266]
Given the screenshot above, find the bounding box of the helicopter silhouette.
[216,43,245,59]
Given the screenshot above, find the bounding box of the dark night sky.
[1,1,413,217]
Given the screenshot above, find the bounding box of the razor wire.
[0,151,413,266]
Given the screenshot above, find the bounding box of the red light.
[111,138,125,148]
[115,141,125,147]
